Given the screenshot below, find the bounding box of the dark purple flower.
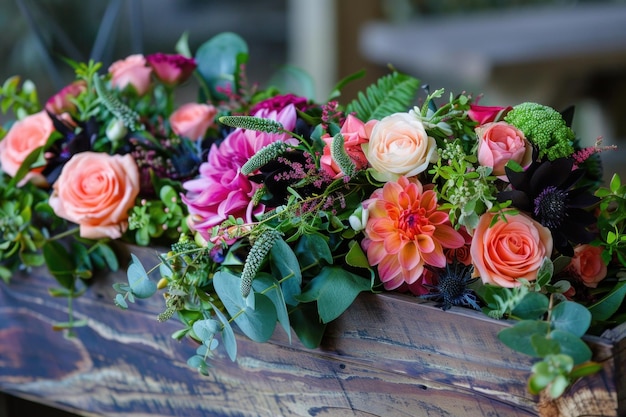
[498,154,599,257]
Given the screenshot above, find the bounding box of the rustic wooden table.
[1,245,624,417]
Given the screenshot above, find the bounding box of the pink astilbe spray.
[572,137,617,170]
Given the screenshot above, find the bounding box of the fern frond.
[345,72,420,121]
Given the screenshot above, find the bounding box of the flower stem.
[49,227,80,241]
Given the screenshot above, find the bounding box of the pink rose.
[476,121,532,179]
[108,54,152,96]
[48,152,140,239]
[468,104,512,124]
[146,53,197,86]
[363,111,437,182]
[471,210,553,288]
[0,111,54,184]
[320,115,372,178]
[169,103,217,141]
[567,244,607,288]
[45,80,87,115]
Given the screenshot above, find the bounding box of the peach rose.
[48,152,140,239]
[320,115,374,178]
[471,210,553,287]
[108,54,152,96]
[0,111,54,184]
[476,122,532,179]
[568,244,607,288]
[169,103,217,141]
[363,111,437,182]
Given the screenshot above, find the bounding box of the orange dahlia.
[362,176,465,292]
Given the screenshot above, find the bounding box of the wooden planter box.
[1,246,624,417]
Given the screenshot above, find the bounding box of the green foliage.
[297,266,372,323]
[345,71,420,121]
[213,270,278,342]
[267,65,317,101]
[92,73,143,131]
[490,259,601,400]
[0,76,40,117]
[128,182,188,246]
[194,32,249,103]
[595,173,626,266]
[504,102,575,160]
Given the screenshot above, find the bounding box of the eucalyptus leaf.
[210,301,237,361]
[294,233,333,274]
[530,333,560,357]
[548,375,570,399]
[297,266,370,323]
[270,237,301,305]
[289,302,327,348]
[497,320,551,357]
[551,301,591,337]
[192,319,221,342]
[127,254,156,299]
[511,292,549,320]
[550,330,592,365]
[213,271,277,343]
[114,293,128,309]
[528,371,553,395]
[187,355,210,376]
[252,273,291,342]
[267,65,316,100]
[195,32,248,101]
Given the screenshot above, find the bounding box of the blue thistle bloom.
[422,261,481,311]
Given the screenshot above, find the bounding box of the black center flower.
[533,186,568,229]
[498,152,599,257]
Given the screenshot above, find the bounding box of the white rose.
[363,111,438,182]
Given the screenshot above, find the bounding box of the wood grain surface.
[0,245,623,417]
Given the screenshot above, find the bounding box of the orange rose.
[169,103,217,141]
[48,152,140,239]
[108,54,152,96]
[0,111,54,184]
[471,210,553,287]
[568,244,607,288]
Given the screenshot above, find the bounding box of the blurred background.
[1,0,625,179]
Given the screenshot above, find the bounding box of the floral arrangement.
[1,32,625,400]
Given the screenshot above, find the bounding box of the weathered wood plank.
[0,245,623,417]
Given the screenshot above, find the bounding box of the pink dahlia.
[362,176,465,292]
[182,104,297,239]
